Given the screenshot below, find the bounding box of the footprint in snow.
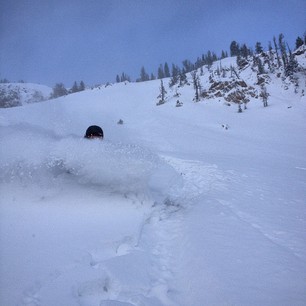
[21,282,42,306]
[87,236,135,268]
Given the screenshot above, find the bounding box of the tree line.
[155,32,305,110]
[116,32,305,84]
[50,80,86,99]
[1,31,304,99]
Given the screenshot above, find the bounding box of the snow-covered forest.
[0,44,306,306]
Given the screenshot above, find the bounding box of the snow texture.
[1,54,306,306]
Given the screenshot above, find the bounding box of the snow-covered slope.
[0,53,306,306]
[0,83,52,107]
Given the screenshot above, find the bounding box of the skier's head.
[84,125,104,139]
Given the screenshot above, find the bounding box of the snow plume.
[50,138,172,195]
[0,123,56,184]
[0,123,181,196]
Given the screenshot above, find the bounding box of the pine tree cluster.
[50,80,86,99]
[117,32,304,85]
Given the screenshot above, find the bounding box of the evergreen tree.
[116,75,120,83]
[157,64,164,79]
[252,55,265,74]
[221,50,228,59]
[140,66,149,82]
[171,64,180,79]
[79,81,85,91]
[51,83,67,98]
[255,42,263,54]
[71,81,79,93]
[169,64,180,87]
[273,36,282,68]
[120,72,130,82]
[267,41,275,73]
[182,59,194,73]
[285,53,299,77]
[164,62,170,78]
[295,36,304,49]
[240,44,249,58]
[205,51,214,67]
[157,79,167,105]
[278,33,288,68]
[195,56,204,69]
[212,52,218,63]
[191,71,201,102]
[179,72,187,87]
[230,41,240,56]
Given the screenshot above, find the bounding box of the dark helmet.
[84,125,104,139]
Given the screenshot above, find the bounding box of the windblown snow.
[0,55,306,306]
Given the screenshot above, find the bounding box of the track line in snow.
[217,198,306,264]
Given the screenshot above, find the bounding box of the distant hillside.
[161,45,306,109]
[1,45,305,109]
[0,83,52,108]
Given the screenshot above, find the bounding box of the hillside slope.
[0,83,52,107]
[0,53,306,306]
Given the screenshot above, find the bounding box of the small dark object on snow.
[176,100,183,107]
[84,125,104,139]
[222,124,229,130]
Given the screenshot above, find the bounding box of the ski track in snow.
[3,140,305,305]
[16,192,151,306]
[20,154,305,305]
[216,198,306,264]
[1,53,306,305]
[17,155,232,306]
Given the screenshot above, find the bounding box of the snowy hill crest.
[1,45,305,110]
[0,83,52,108]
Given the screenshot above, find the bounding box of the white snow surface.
[1,64,306,305]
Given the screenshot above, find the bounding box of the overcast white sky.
[0,0,305,87]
